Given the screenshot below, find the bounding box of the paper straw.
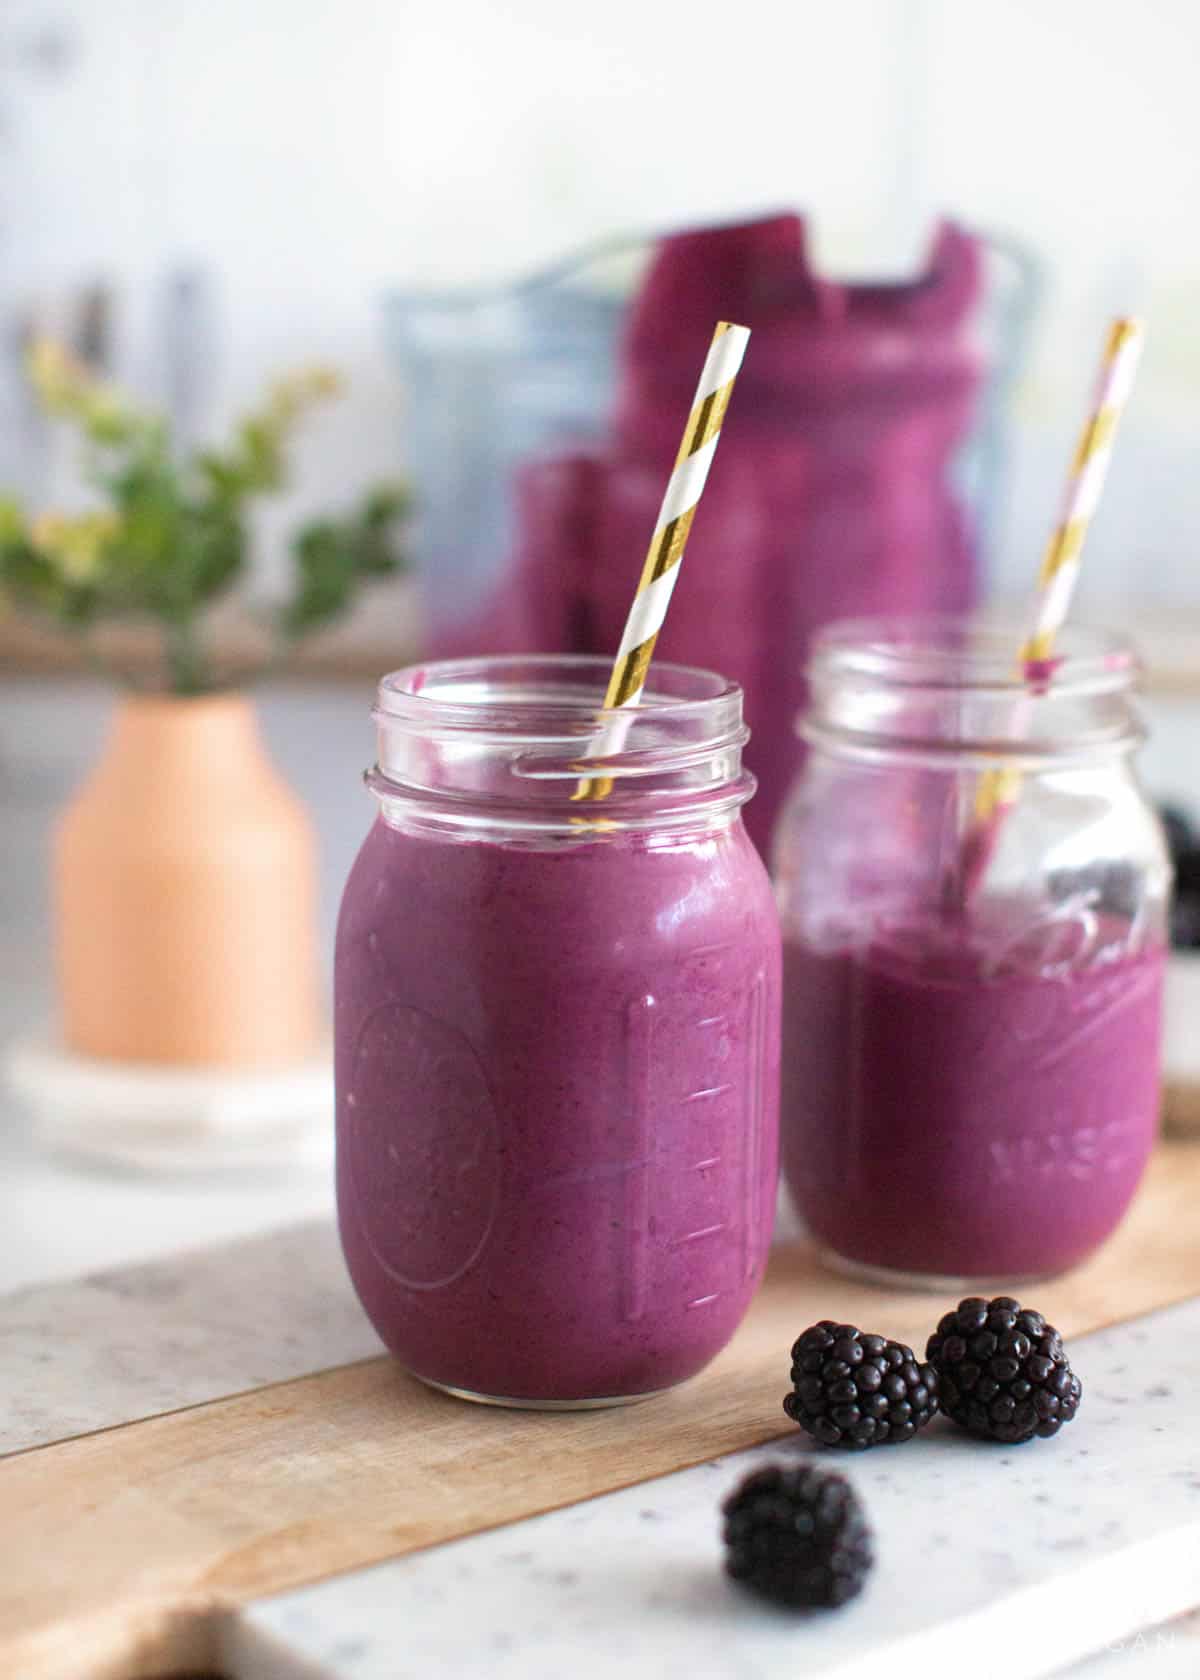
[962,317,1145,887]
[572,319,751,801]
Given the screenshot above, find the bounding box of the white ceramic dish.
[3,1032,333,1173]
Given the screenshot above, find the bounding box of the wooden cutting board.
[6,1141,1200,1680]
[1164,1078,1200,1135]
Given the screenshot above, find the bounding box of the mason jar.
[772,616,1170,1289]
[336,655,781,1407]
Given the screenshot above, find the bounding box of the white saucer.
[3,1032,334,1174]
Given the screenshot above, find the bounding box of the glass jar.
[335,655,781,1407]
[772,616,1170,1288]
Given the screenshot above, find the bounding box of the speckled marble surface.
[224,1299,1200,1680]
[0,1183,799,1459]
[0,1220,375,1454]
[1058,1610,1200,1677]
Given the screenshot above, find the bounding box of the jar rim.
[810,614,1140,697]
[376,653,742,735]
[370,655,754,834]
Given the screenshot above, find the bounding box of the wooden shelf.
[2,597,1199,694]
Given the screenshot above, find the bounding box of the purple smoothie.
[336,816,780,1402]
[781,921,1165,1280]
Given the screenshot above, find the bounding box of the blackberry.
[1171,847,1200,949]
[783,1321,938,1449]
[926,1295,1083,1444]
[722,1462,873,1609]
[1170,889,1200,950]
[1159,803,1195,863]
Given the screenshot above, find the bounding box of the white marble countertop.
[0,1218,375,1454]
[227,1292,1200,1680]
[221,1298,1200,1679]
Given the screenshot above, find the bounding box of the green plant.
[0,341,410,694]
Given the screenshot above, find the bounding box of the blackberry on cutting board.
[1170,846,1200,949]
[722,1462,874,1609]
[926,1296,1082,1444]
[783,1321,939,1449]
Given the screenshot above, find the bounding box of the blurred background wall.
[0,0,1197,629]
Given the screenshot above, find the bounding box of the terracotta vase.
[53,693,322,1068]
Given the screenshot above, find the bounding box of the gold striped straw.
[963,316,1145,884]
[573,319,751,802]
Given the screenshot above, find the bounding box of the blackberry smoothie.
[772,616,1172,1286]
[781,924,1165,1281]
[335,657,781,1405]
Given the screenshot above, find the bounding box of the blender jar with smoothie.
[335,655,781,1406]
[393,215,1039,855]
[773,616,1169,1288]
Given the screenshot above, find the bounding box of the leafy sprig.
[0,343,409,693]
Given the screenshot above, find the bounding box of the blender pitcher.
[385,215,1037,852]
[383,237,651,649]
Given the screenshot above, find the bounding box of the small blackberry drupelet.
[784,1321,939,1449]
[722,1462,874,1608]
[926,1295,1083,1444]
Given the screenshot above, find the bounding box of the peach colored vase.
[53,693,322,1068]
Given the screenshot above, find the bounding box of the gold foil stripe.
[1071,407,1118,474]
[675,377,736,467]
[1106,317,1141,359]
[1038,516,1088,584]
[570,782,616,809]
[974,764,1023,820]
[990,767,1022,808]
[973,770,1001,820]
[572,634,662,798]
[606,633,659,709]
[1020,629,1055,665]
[640,506,696,591]
[974,782,996,820]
